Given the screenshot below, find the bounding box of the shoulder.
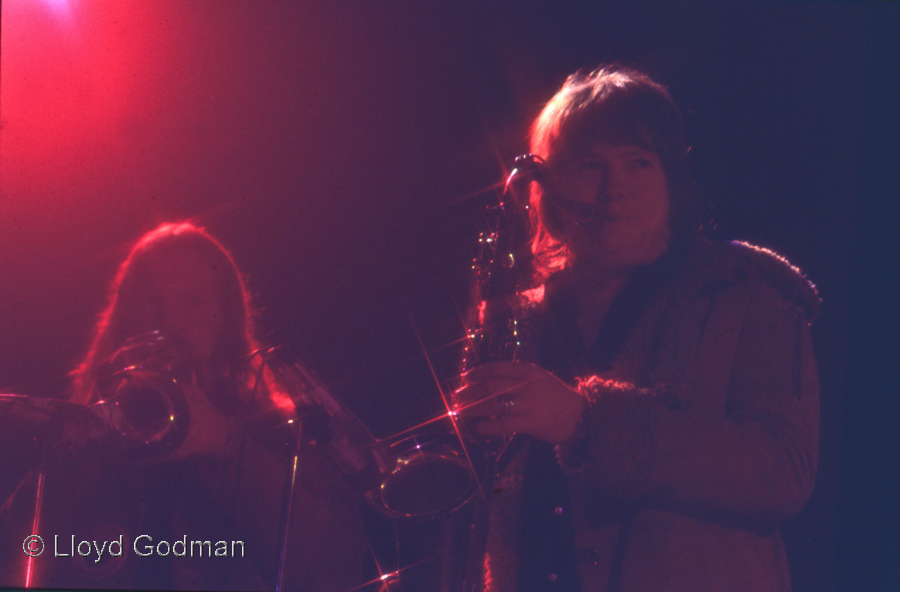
[689,239,821,323]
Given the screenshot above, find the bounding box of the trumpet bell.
[90,332,193,464]
[367,432,485,520]
[90,370,190,464]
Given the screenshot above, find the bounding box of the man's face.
[141,251,226,367]
[548,141,671,272]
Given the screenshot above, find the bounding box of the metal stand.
[274,422,303,592]
[24,468,45,589]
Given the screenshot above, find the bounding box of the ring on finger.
[498,396,515,417]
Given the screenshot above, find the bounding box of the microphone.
[503,154,547,197]
[504,153,607,226]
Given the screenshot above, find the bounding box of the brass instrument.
[89,331,191,464]
[460,155,539,372]
[255,348,483,521]
[451,156,543,592]
[371,431,483,520]
[340,157,541,590]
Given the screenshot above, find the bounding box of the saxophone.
[460,155,543,373]
[452,155,546,592]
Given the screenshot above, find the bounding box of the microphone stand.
[274,421,302,592]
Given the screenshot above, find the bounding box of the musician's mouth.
[575,213,617,228]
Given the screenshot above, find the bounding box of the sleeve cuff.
[556,376,663,498]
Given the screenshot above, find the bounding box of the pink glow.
[41,0,75,21]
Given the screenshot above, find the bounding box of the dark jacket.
[484,240,821,592]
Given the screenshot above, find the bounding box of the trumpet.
[89,331,191,464]
[256,348,485,520]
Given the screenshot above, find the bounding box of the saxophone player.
[454,65,820,592]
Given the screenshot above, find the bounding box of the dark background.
[1,1,897,589]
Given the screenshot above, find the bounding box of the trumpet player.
[455,65,820,592]
[55,222,366,591]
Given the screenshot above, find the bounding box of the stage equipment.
[0,393,110,588]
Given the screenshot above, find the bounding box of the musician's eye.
[630,158,653,169]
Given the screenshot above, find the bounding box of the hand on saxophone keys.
[453,361,586,446]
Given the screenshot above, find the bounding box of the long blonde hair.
[72,222,288,412]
